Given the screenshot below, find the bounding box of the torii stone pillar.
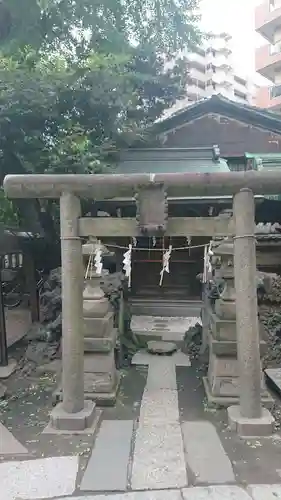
[49,193,98,431]
[227,189,274,436]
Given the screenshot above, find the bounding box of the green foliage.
[0,0,203,181]
[0,188,19,225]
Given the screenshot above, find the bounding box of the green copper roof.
[115,147,230,175]
[245,152,281,169]
[245,153,281,201]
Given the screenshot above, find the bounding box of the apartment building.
[164,33,255,118]
[255,0,281,110]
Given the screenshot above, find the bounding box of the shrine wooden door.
[131,237,203,300]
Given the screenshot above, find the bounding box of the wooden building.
[150,94,281,160]
[96,95,281,305]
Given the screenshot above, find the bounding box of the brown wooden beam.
[78,217,234,237]
[3,171,281,199]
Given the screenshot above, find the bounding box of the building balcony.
[188,67,206,83]
[255,43,281,81]
[255,1,281,43]
[185,80,206,101]
[186,51,206,71]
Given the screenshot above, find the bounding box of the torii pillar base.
[45,400,100,434]
[228,405,274,438]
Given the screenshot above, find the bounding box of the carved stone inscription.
[135,183,168,236]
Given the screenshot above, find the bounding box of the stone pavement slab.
[53,492,182,500]
[182,421,235,485]
[182,485,251,499]
[248,484,281,499]
[0,455,78,500]
[139,389,179,423]
[146,357,177,390]
[80,420,134,492]
[0,422,28,455]
[131,421,187,490]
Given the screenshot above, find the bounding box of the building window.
[206,63,216,73]
[234,90,247,101]
[206,48,216,57]
[234,75,246,85]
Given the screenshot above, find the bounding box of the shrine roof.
[152,94,281,137]
[114,146,230,175]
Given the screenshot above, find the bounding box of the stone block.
[227,405,274,437]
[210,313,236,341]
[210,339,267,357]
[203,377,273,408]
[84,328,117,353]
[84,372,121,406]
[207,348,271,401]
[215,299,236,320]
[53,373,120,407]
[84,351,115,374]
[49,400,97,431]
[84,371,117,394]
[83,294,111,318]
[207,352,238,398]
[83,311,114,338]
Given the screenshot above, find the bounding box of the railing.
[270,83,281,98]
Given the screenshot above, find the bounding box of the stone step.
[131,299,202,317]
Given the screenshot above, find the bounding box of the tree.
[0,0,203,228]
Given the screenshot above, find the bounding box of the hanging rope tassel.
[94,242,103,275]
[123,244,132,288]
[159,244,172,286]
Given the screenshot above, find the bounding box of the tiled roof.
[153,94,281,137]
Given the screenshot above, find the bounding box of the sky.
[200,0,266,83]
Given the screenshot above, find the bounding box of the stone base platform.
[228,405,274,437]
[0,359,17,379]
[203,377,274,408]
[45,400,100,434]
[131,315,201,345]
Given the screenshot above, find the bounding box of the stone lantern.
[214,240,236,321]
[82,237,119,406]
[204,238,271,407]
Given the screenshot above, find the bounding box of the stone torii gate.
[4,171,281,436]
